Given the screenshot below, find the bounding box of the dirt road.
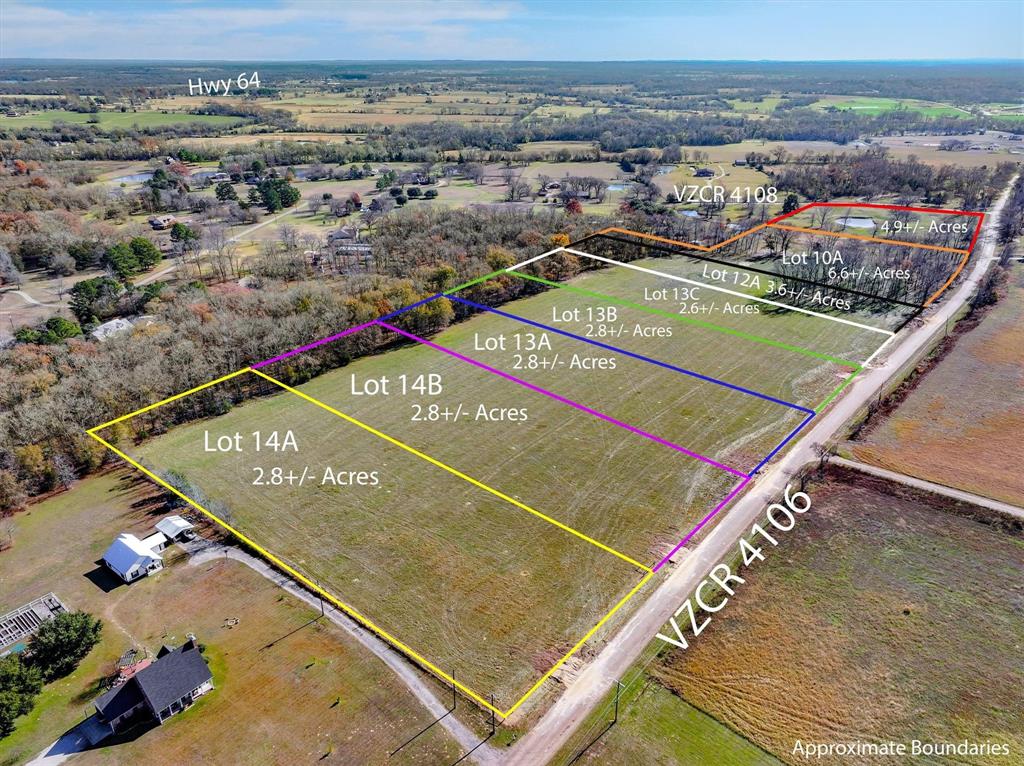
[831,457,1024,520]
[503,179,1016,766]
[186,542,500,764]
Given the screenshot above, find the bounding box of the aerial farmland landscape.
[1,2,1022,765]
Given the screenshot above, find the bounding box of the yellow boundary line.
[88,367,252,433]
[503,569,654,717]
[250,368,650,572]
[88,367,655,718]
[86,427,509,716]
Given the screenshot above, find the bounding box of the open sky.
[1,0,1022,61]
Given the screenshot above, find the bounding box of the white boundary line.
[862,333,898,367]
[508,246,565,271]
[562,247,896,338]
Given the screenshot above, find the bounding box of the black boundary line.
[893,306,925,334]
[591,231,928,311]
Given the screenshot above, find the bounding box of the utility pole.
[613,680,623,724]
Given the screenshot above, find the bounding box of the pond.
[836,216,876,229]
[110,171,154,184]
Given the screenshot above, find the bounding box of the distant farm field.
[0,110,243,129]
[851,262,1024,507]
[813,95,967,117]
[179,131,367,146]
[650,468,1024,765]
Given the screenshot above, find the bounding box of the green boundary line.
[445,268,510,295]
[447,267,868,413]
[814,365,863,413]
[508,271,860,369]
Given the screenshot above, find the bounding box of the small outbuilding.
[155,515,195,542]
[90,318,134,342]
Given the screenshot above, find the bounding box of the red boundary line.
[599,201,984,307]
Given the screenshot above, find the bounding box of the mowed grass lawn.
[0,110,243,129]
[650,469,1024,764]
[0,472,460,766]
[851,262,1024,507]
[812,95,967,118]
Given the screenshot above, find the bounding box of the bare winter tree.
[52,453,77,489]
[0,246,23,287]
[506,180,532,202]
[204,225,241,282]
[461,163,486,185]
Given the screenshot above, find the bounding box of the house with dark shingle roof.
[93,637,213,734]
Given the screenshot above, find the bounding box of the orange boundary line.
[593,200,982,308]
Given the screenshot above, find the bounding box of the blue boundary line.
[750,410,816,475]
[373,274,818,475]
[380,292,446,321]
[448,295,813,415]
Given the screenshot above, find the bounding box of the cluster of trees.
[103,236,162,279]
[13,316,82,345]
[0,206,596,513]
[252,177,301,212]
[772,151,1017,210]
[0,612,102,738]
[66,275,163,326]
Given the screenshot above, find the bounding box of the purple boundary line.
[375,320,748,479]
[652,476,751,572]
[251,320,378,369]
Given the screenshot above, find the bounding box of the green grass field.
[99,247,885,716]
[555,673,783,765]
[0,472,460,766]
[534,251,892,355]
[118,372,645,714]
[813,95,967,117]
[0,110,243,129]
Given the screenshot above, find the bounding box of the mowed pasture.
[117,373,643,714]
[456,272,840,411]
[0,110,243,129]
[269,91,525,128]
[559,676,783,766]
[851,262,1024,507]
[415,299,806,474]
[103,252,860,713]
[651,469,1024,765]
[0,472,460,766]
